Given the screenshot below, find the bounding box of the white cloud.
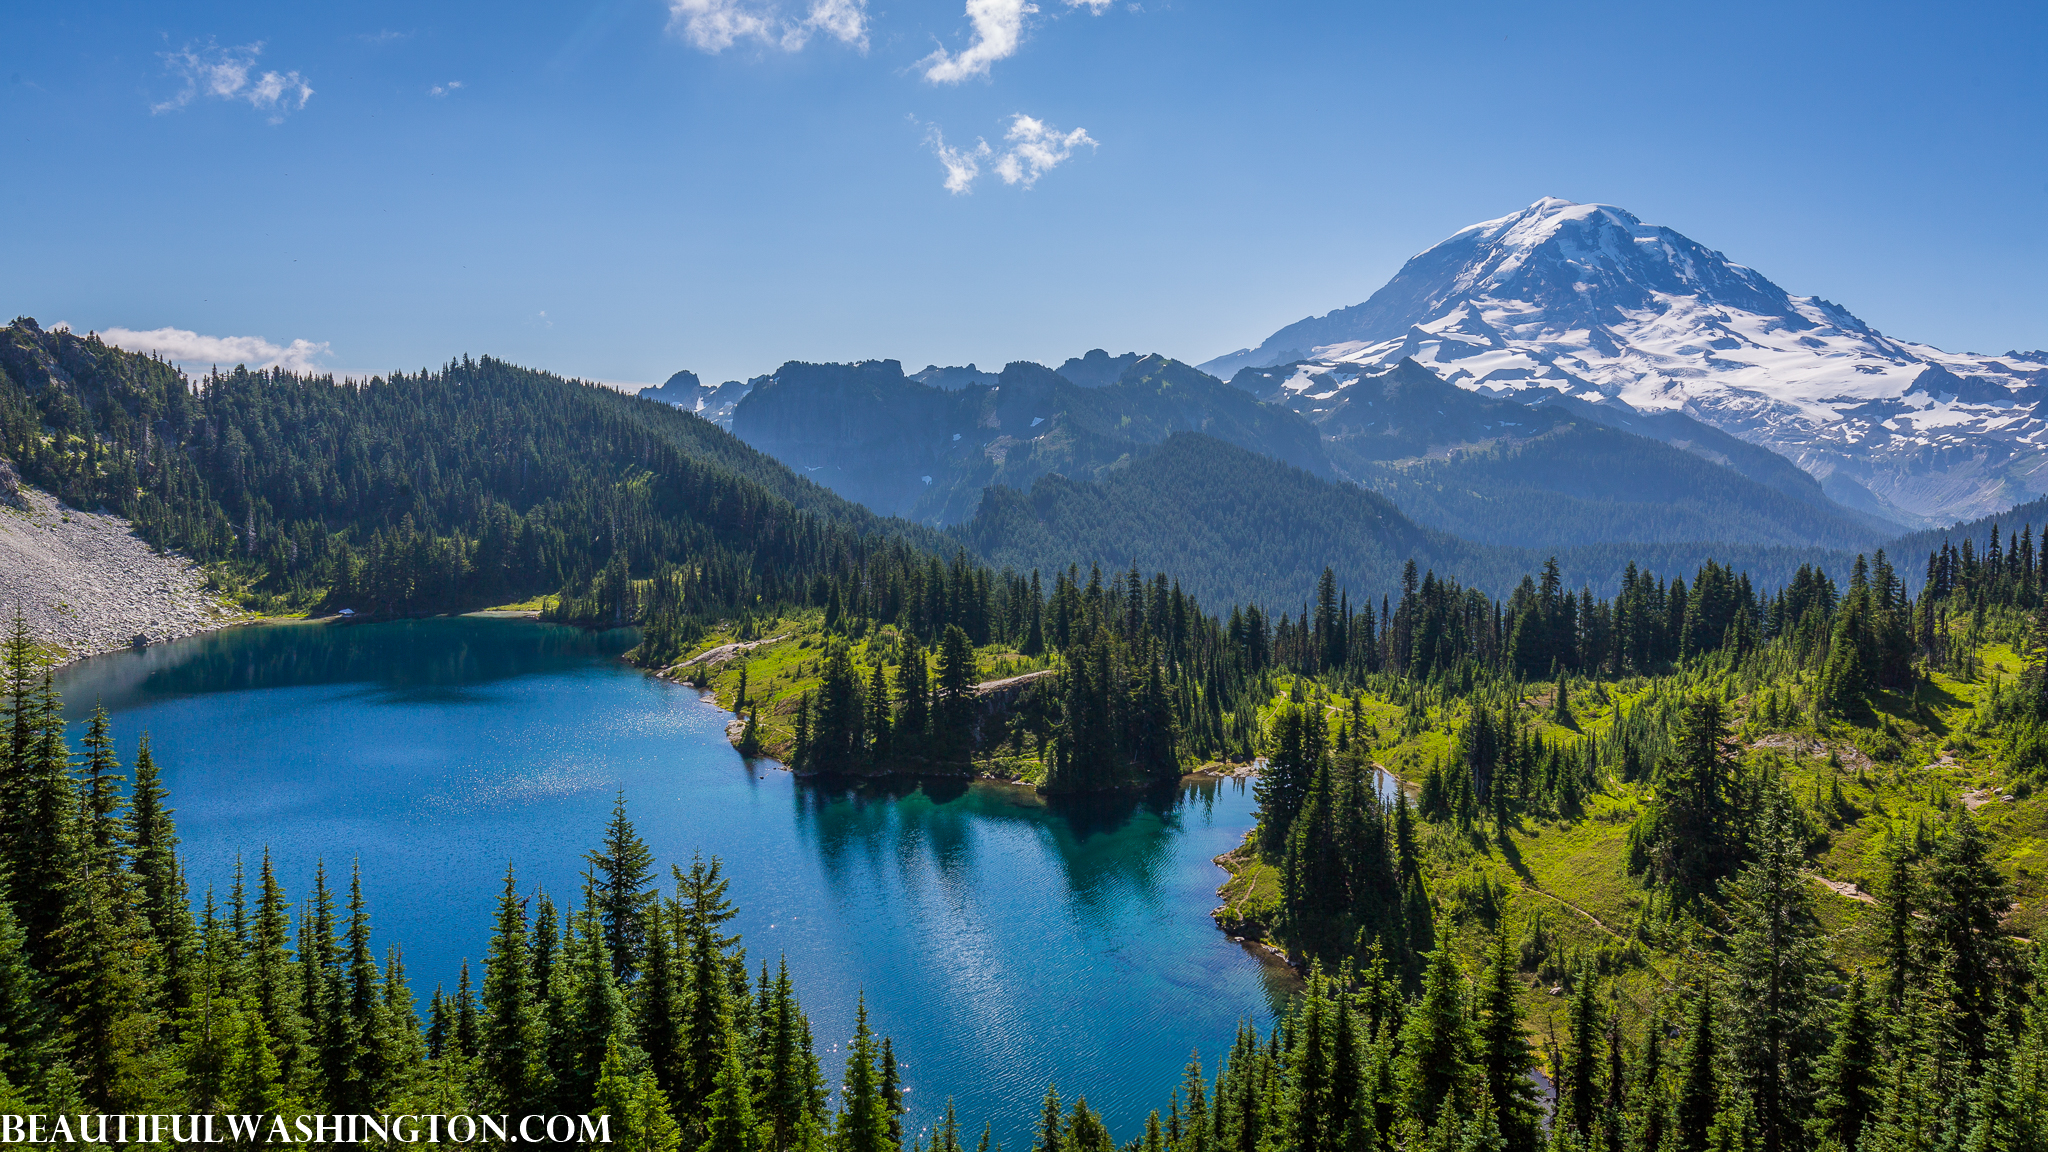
[1065,0,1114,10]
[924,113,1096,193]
[152,41,312,122]
[89,326,333,375]
[667,0,869,53]
[921,0,1035,83]
[991,114,1096,186]
[923,126,990,194]
[429,80,463,96]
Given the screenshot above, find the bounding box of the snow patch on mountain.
[1202,198,2048,525]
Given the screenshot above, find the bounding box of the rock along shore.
[0,485,246,662]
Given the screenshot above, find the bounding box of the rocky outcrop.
[0,484,243,660]
[970,667,1055,746]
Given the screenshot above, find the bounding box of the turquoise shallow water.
[57,617,1293,1143]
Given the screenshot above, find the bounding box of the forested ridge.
[0,318,915,625]
[1360,422,1884,551]
[952,433,1858,611]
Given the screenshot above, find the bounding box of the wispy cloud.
[923,113,1097,193]
[924,126,988,194]
[429,80,463,97]
[1065,0,1114,10]
[992,115,1097,185]
[666,0,869,53]
[921,0,1035,83]
[152,40,312,123]
[86,325,333,374]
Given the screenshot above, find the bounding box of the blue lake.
[57,616,1293,1144]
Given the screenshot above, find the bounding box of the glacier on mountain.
[1200,198,2048,526]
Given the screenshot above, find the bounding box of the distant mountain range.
[622,197,2047,608]
[1200,197,2048,527]
[717,354,1330,525]
[638,369,756,427]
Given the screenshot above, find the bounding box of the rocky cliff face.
[638,370,756,428]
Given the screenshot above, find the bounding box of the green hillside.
[1365,420,1886,550]
[954,432,1855,609]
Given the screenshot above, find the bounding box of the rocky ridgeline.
[0,483,244,661]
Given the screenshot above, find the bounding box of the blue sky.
[6,0,2045,386]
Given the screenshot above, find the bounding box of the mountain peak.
[1197,201,2046,524]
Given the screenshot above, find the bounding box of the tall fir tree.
[480,865,544,1112]
[586,792,657,982]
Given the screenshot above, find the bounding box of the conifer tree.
[0,878,53,1094]
[1877,840,1915,1014]
[1035,1084,1066,1152]
[1067,1098,1114,1152]
[216,999,287,1119]
[1283,761,1348,952]
[249,849,307,1087]
[566,890,627,1112]
[1721,794,1823,1152]
[1919,810,2018,1063]
[1624,1013,1668,1152]
[897,641,930,758]
[639,900,685,1099]
[1173,1054,1210,1152]
[426,986,450,1062]
[531,890,560,1004]
[587,792,656,981]
[934,624,977,762]
[701,1024,763,1152]
[1398,939,1476,1127]
[379,944,425,1098]
[1674,977,1718,1152]
[760,957,827,1152]
[677,854,740,1140]
[941,1099,964,1152]
[480,865,543,1112]
[127,735,197,1018]
[51,841,161,1111]
[1631,695,1737,905]
[1864,986,1948,1152]
[1812,970,1877,1152]
[592,1031,684,1152]
[7,665,74,970]
[1287,977,1341,1152]
[868,664,893,764]
[1559,968,1603,1141]
[881,1036,907,1148]
[1476,928,1543,1152]
[836,998,894,1152]
[300,862,344,1107]
[77,706,131,871]
[454,960,479,1061]
[335,862,383,1110]
[1257,704,1324,846]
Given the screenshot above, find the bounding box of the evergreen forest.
[14,317,2048,1148]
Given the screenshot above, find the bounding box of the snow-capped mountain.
[1200,198,2048,526]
